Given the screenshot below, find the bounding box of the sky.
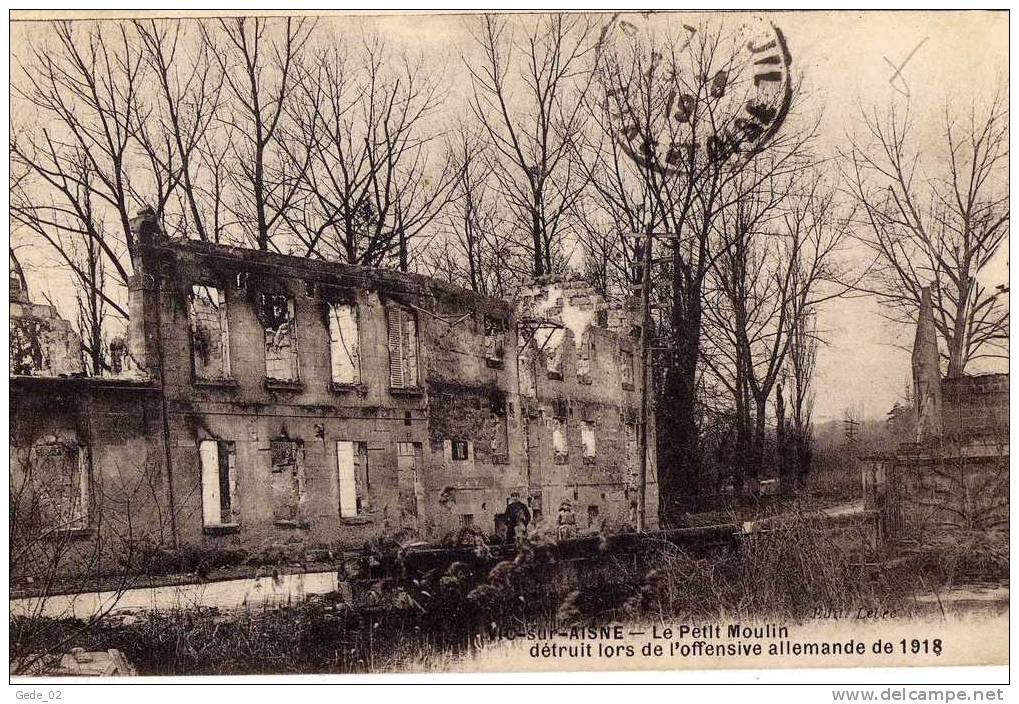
[9,10,1009,422]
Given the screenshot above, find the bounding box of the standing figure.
[557,501,577,542]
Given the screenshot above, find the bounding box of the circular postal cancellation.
[596,12,793,173]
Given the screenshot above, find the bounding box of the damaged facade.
[10,211,657,579]
[863,287,1009,542]
[10,268,84,378]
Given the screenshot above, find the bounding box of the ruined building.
[863,286,1009,542]
[10,266,84,378]
[10,211,657,580]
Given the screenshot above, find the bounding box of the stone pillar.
[911,286,942,445]
[126,206,165,381]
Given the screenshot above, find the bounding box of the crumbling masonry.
[10,211,658,579]
[862,287,1008,543]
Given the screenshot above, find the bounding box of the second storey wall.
[117,237,657,551]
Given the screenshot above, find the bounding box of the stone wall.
[863,371,1009,545]
[515,276,656,531]
[941,373,1009,443]
[10,299,84,377]
[10,378,167,585]
[871,456,1009,543]
[9,227,659,581]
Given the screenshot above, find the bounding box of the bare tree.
[786,305,818,488]
[702,169,849,498]
[427,127,531,297]
[592,20,809,514]
[466,14,597,278]
[73,227,112,375]
[133,19,225,240]
[570,120,654,299]
[844,90,1009,377]
[11,150,128,375]
[201,17,315,251]
[10,434,176,675]
[285,37,456,270]
[11,20,146,282]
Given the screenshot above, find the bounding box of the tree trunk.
[747,394,767,501]
[947,275,969,378]
[776,383,794,497]
[658,284,702,522]
[732,366,751,504]
[530,207,544,277]
[398,226,409,272]
[254,151,269,251]
[795,426,812,490]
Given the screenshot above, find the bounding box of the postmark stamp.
[596,13,794,172]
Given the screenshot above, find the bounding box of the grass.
[12,509,954,676]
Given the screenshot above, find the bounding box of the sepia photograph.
[6,7,1009,689]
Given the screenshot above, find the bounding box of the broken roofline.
[138,235,514,317]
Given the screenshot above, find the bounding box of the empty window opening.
[336,440,369,517]
[577,334,593,380]
[327,302,361,385]
[587,505,600,527]
[259,294,300,381]
[31,441,89,531]
[189,284,231,380]
[537,328,566,379]
[397,442,424,523]
[581,421,597,463]
[484,315,506,365]
[553,398,569,419]
[489,395,509,459]
[620,348,635,387]
[552,419,568,464]
[387,305,419,389]
[459,514,474,529]
[451,440,470,461]
[200,439,237,527]
[269,439,305,522]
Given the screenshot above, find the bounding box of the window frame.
[581,420,597,463]
[551,418,569,464]
[336,440,370,519]
[387,304,420,391]
[268,438,306,525]
[30,440,91,534]
[188,282,232,383]
[451,440,470,461]
[483,314,507,367]
[200,439,238,530]
[620,347,636,389]
[327,301,362,387]
[542,328,566,380]
[259,292,301,384]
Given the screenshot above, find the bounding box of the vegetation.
[14,510,995,676]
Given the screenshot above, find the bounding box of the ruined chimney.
[911,286,943,445]
[129,205,163,248]
[126,206,164,381]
